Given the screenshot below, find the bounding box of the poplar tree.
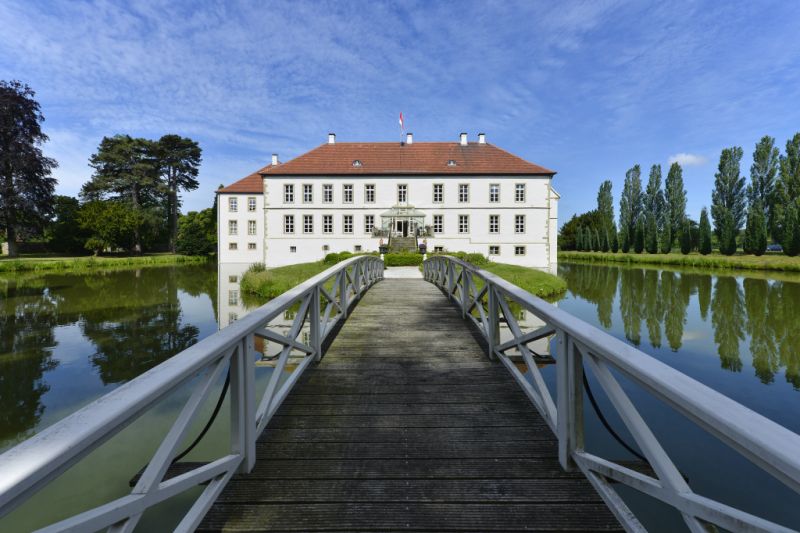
[597,180,615,253]
[749,136,779,240]
[711,147,746,255]
[699,208,712,255]
[0,81,57,257]
[619,165,642,253]
[743,201,768,256]
[680,219,692,254]
[634,217,645,253]
[664,162,686,249]
[644,164,664,254]
[777,133,800,252]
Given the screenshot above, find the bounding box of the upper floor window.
[247,220,257,235]
[343,184,353,203]
[364,214,375,233]
[303,184,313,203]
[515,214,526,233]
[397,184,408,203]
[248,197,257,211]
[228,197,238,212]
[284,184,294,203]
[515,183,526,202]
[284,215,294,233]
[323,184,333,203]
[365,184,375,203]
[489,184,500,203]
[458,214,469,234]
[458,184,469,203]
[433,183,443,203]
[343,214,353,234]
[228,220,238,235]
[322,214,333,234]
[489,214,499,234]
[303,214,314,233]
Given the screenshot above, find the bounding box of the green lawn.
[0,253,209,273]
[481,262,566,300]
[558,250,800,273]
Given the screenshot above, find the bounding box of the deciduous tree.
[699,208,712,255]
[619,165,642,252]
[711,147,746,255]
[156,135,201,253]
[749,136,779,240]
[664,162,686,249]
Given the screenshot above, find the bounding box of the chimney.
[406,132,413,145]
[271,154,279,165]
[460,132,468,146]
[478,133,486,144]
[328,133,336,144]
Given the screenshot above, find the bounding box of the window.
[284,184,294,203]
[343,184,353,203]
[489,184,500,203]
[515,246,526,256]
[228,290,238,305]
[447,159,457,167]
[228,242,237,250]
[323,184,333,203]
[354,245,362,252]
[515,183,526,202]
[364,214,375,233]
[290,246,297,253]
[434,246,444,252]
[228,312,238,323]
[515,214,526,233]
[284,215,294,233]
[489,245,500,256]
[397,184,407,203]
[433,214,443,233]
[433,183,443,203]
[322,214,333,234]
[352,160,362,167]
[248,220,257,235]
[248,242,256,250]
[322,244,330,252]
[228,275,238,283]
[458,184,469,203]
[343,214,353,234]
[303,214,313,234]
[365,184,375,203]
[228,197,237,212]
[248,197,257,211]
[228,220,238,235]
[458,214,469,234]
[489,214,499,234]
[303,184,313,203]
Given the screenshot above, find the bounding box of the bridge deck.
[200,279,621,531]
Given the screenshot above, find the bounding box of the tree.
[176,208,216,256]
[749,136,779,240]
[596,180,616,253]
[783,204,800,256]
[46,195,89,254]
[156,135,202,253]
[610,230,619,253]
[634,217,645,253]
[664,162,686,249]
[645,213,658,254]
[619,165,643,252]
[558,210,604,250]
[743,201,768,256]
[0,81,58,257]
[711,147,746,254]
[699,208,712,255]
[776,133,800,248]
[593,228,601,251]
[78,200,143,254]
[680,219,692,254]
[82,135,161,254]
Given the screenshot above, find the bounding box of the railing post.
[310,285,322,362]
[461,267,470,318]
[556,330,583,471]
[230,335,256,473]
[339,268,349,319]
[486,285,500,360]
[353,261,361,297]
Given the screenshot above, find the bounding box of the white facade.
[217,193,265,264]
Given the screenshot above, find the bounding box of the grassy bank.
[481,262,567,299]
[0,253,209,273]
[558,251,800,273]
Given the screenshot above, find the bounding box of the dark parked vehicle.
[767,243,783,252]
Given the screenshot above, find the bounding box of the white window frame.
[248,242,256,250]
[322,184,333,203]
[365,184,375,203]
[458,214,469,234]
[515,214,526,234]
[515,245,526,256]
[489,245,500,256]
[303,184,313,203]
[489,183,500,203]
[489,214,500,234]
[284,184,294,203]
[303,214,314,234]
[228,220,238,235]
[433,183,443,203]
[343,184,354,203]
[458,183,469,203]
[515,183,526,203]
[248,197,257,212]
[290,245,297,253]
[343,214,353,234]
[433,214,443,234]
[364,214,375,234]
[228,242,238,250]
[228,197,238,212]
[434,245,444,252]
[397,183,408,203]
[247,220,257,235]
[322,214,333,234]
[283,215,294,234]
[228,289,238,305]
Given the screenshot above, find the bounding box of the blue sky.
[3,0,800,224]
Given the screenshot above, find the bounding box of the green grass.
[0,253,209,273]
[558,250,800,273]
[240,261,335,299]
[481,262,567,299]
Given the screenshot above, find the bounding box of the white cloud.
[668,153,708,167]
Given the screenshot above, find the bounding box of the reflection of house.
[217,263,252,329]
[217,132,559,269]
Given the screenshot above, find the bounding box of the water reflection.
[559,263,800,389]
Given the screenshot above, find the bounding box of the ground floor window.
[248,242,256,250]
[228,242,237,250]
[284,215,294,233]
[229,275,238,283]
[515,245,526,256]
[489,245,500,255]
[323,244,330,252]
[322,214,333,234]
[304,215,314,234]
[433,214,443,233]
[343,214,353,234]
[365,214,375,233]
[458,215,469,234]
[290,246,297,253]
[434,245,444,252]
[354,245,362,252]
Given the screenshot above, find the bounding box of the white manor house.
[217,132,559,269]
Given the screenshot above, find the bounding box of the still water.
[0,262,798,530]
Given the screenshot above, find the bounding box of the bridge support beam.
[557,330,583,471]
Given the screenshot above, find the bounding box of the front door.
[396,220,408,237]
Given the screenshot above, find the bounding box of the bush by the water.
[384,252,423,266]
[430,251,489,266]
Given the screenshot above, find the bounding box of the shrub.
[384,252,423,266]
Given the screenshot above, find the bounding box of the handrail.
[0,255,384,532]
[424,255,800,533]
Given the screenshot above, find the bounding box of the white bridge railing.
[0,255,384,532]
[424,255,800,533]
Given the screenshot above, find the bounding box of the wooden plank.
[254,440,558,459]
[274,400,535,417]
[267,413,540,429]
[258,426,551,443]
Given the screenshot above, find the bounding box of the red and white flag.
[399,112,404,131]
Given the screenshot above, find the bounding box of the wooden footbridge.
[1,256,799,532]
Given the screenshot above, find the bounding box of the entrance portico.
[380,205,426,238]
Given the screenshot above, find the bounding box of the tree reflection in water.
[559,262,800,389]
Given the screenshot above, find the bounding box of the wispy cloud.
[668,153,708,167]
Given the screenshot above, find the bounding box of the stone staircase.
[389,236,417,253]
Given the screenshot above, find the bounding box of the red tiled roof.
[217,165,270,193]
[260,142,555,176]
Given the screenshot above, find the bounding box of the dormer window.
[447,160,457,167]
[352,160,362,167]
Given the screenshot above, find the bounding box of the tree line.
[1,80,215,257]
[560,133,800,256]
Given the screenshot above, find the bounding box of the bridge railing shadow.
[424,255,800,533]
